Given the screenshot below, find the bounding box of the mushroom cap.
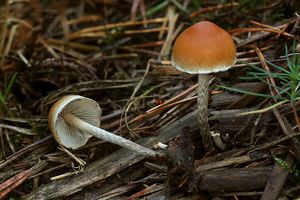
[171,21,237,74]
[48,95,101,149]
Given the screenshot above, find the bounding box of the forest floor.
[0,0,300,199]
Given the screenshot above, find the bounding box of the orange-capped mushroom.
[171,21,237,151]
[172,21,236,74]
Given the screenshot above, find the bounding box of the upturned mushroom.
[171,21,237,151]
[48,95,157,157]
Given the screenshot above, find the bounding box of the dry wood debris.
[0,0,300,199]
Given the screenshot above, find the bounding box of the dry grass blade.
[0,168,32,199]
[128,84,197,125]
[66,18,167,40]
[190,2,239,18]
[1,1,300,199]
[127,183,165,200]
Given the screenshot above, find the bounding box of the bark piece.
[196,166,272,192]
[26,111,199,200]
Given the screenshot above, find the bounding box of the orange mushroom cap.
[171,21,237,74]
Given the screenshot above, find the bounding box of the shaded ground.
[0,0,300,199]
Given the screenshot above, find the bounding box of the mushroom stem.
[198,74,214,151]
[63,113,157,157]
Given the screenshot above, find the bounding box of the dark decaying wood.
[261,155,294,200]
[195,166,272,192]
[26,111,199,200]
[122,166,272,200]
[25,107,290,199]
[2,1,300,199]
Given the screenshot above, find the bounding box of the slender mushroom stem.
[63,113,157,157]
[197,74,214,151]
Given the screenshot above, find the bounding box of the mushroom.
[48,95,157,157]
[171,21,237,151]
